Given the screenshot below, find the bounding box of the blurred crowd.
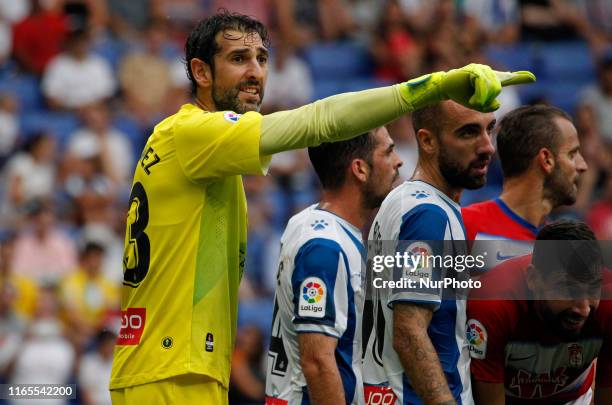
[0,0,610,404]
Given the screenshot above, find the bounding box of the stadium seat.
[303,41,373,81]
[92,36,127,71]
[538,41,595,82]
[485,43,535,72]
[344,77,393,92]
[0,74,43,111]
[20,110,79,147]
[312,79,345,101]
[517,78,586,114]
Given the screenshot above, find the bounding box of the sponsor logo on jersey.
[205,332,214,352]
[298,277,326,318]
[403,241,433,279]
[161,336,173,349]
[466,319,487,359]
[117,308,146,345]
[223,111,242,123]
[364,385,397,405]
[265,397,288,405]
[568,343,583,368]
[508,367,570,399]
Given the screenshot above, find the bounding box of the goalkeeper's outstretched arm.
[259,63,535,155]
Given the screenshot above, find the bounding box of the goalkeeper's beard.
[212,81,264,114]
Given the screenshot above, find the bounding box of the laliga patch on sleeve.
[223,111,242,123]
[402,241,433,281]
[466,319,487,359]
[298,277,327,318]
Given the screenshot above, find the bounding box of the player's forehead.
[554,116,579,150]
[440,100,495,131]
[214,29,267,54]
[373,126,391,145]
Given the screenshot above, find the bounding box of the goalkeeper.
[109,9,536,405]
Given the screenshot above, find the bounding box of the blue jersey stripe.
[336,249,357,402]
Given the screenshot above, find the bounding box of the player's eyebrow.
[486,119,497,131]
[227,47,269,57]
[386,142,395,152]
[454,123,482,134]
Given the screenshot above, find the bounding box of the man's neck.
[318,189,370,231]
[194,93,216,112]
[411,163,462,203]
[499,176,553,227]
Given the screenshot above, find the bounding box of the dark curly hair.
[184,10,270,95]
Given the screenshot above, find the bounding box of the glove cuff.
[397,71,447,112]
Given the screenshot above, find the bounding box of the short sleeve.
[467,299,511,383]
[174,110,271,181]
[291,238,349,338]
[387,204,449,308]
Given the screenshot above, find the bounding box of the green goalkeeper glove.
[398,63,536,112]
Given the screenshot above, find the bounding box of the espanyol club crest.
[567,343,583,368]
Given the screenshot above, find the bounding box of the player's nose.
[572,299,591,318]
[245,57,265,81]
[576,152,588,173]
[478,131,495,156]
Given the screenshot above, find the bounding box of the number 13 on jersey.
[123,182,151,287]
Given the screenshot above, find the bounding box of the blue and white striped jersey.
[266,204,365,405]
[362,180,474,405]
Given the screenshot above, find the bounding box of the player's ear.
[190,58,213,89]
[415,129,437,155]
[350,158,369,184]
[537,148,555,174]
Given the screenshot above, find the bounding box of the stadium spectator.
[363,100,496,404]
[462,105,588,268]
[587,177,612,240]
[8,285,76,405]
[0,232,37,320]
[61,148,119,227]
[518,0,588,41]
[261,40,313,112]
[578,51,612,148]
[1,133,56,221]
[118,19,173,127]
[0,93,19,167]
[66,102,133,185]
[0,0,31,24]
[388,115,418,180]
[11,200,78,285]
[371,0,421,82]
[109,9,532,404]
[60,242,118,346]
[461,0,520,45]
[78,330,116,405]
[106,0,154,36]
[0,253,28,383]
[468,221,611,404]
[574,0,612,51]
[11,0,68,75]
[42,28,115,109]
[266,128,401,404]
[573,102,611,214]
[230,324,266,404]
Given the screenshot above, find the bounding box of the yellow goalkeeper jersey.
[110,104,268,390]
